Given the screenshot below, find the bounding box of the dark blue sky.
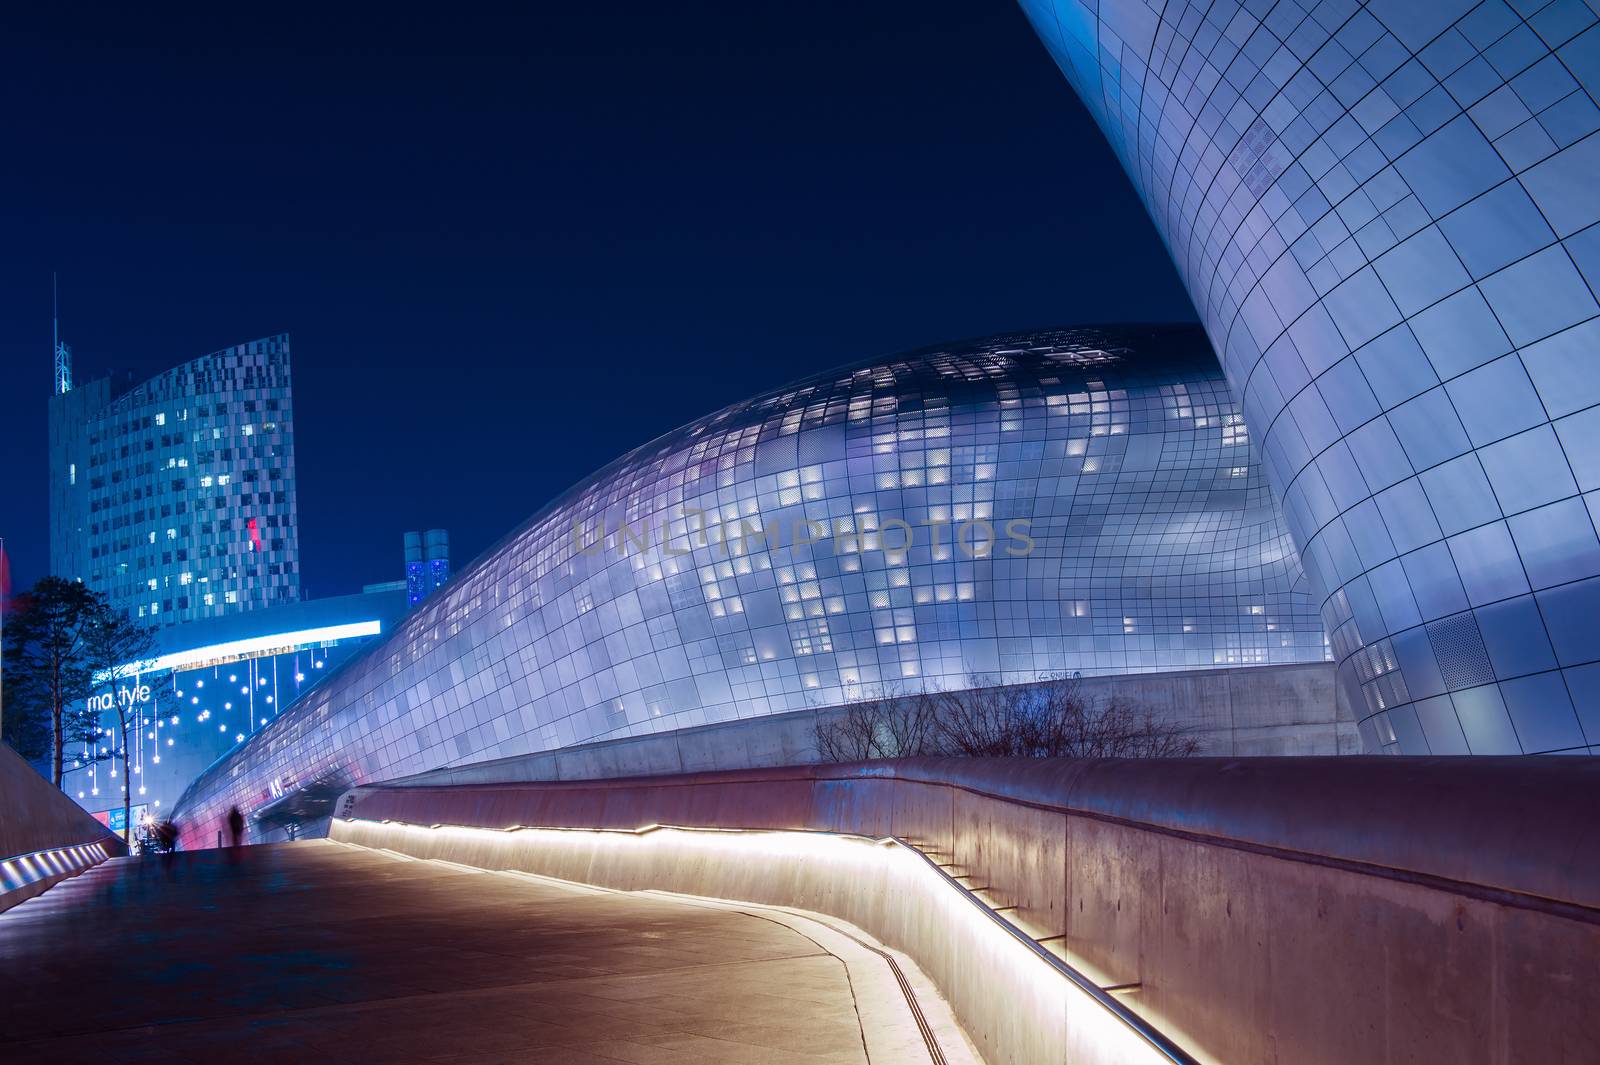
[0,2,1194,594]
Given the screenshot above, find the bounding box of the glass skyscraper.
[175,326,1331,838]
[44,334,423,829]
[1016,0,1600,753]
[48,335,302,626]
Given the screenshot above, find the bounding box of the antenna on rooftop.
[53,272,72,396]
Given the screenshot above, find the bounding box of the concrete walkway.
[0,840,958,1064]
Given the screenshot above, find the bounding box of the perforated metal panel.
[1427,613,1497,690]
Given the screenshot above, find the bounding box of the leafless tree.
[923,681,1017,757]
[813,686,940,761]
[1019,678,1201,758]
[814,673,1199,762]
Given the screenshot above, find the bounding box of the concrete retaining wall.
[392,661,1355,790]
[199,661,1356,848]
[0,743,125,912]
[338,757,1600,1065]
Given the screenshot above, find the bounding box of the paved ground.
[0,840,907,1064]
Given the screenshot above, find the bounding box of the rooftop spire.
[52,272,72,396]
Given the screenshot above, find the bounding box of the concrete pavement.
[0,840,968,1064]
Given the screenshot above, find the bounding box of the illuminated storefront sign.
[85,684,153,714]
[93,804,149,832]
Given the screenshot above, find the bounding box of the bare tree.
[813,686,940,761]
[924,677,1017,757]
[882,689,941,757]
[815,673,1199,762]
[1019,679,1201,758]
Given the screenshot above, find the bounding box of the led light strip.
[0,841,116,903]
[95,619,382,680]
[891,836,1195,1064]
[339,817,1200,1065]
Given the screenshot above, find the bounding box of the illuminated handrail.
[884,835,1197,1065]
[347,816,1200,1065]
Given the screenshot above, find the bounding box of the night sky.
[0,2,1194,595]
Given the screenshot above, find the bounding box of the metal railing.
[886,834,1198,1065]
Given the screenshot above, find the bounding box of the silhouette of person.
[227,806,245,859]
[154,819,179,876]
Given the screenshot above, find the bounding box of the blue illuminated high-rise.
[1017,0,1600,754]
[48,335,302,626]
[404,529,450,606]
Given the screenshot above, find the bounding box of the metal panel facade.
[176,327,1328,828]
[1017,0,1600,752]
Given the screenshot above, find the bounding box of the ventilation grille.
[1426,613,1495,691]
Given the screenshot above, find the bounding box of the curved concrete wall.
[393,662,1354,787]
[337,757,1600,1065]
[218,661,1355,848]
[1016,0,1600,753]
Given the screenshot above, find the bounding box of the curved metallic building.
[1017,1,1600,752]
[175,326,1327,842]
